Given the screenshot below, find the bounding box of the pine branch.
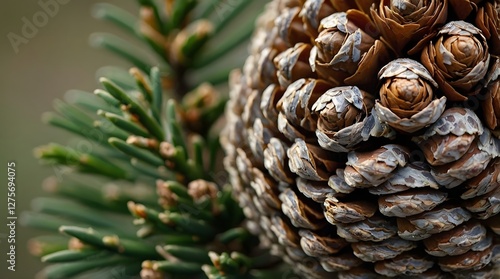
[25,2,291,279]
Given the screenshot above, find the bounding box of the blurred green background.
[0,1,138,278]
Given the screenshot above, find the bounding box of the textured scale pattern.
[222,0,500,278]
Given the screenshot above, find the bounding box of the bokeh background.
[0,1,138,278]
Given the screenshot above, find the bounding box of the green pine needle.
[38,255,137,279]
[41,249,103,263]
[90,33,154,74]
[163,245,211,264]
[109,137,164,167]
[96,67,138,91]
[100,77,165,140]
[170,0,198,30]
[59,226,160,258]
[154,260,203,275]
[92,3,138,36]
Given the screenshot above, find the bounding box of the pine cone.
[223,0,500,278]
